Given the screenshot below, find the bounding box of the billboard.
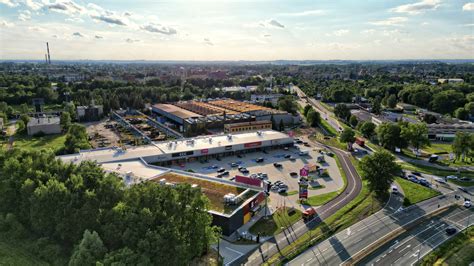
[244,141,262,148]
[201,149,209,154]
[235,175,262,187]
[299,183,308,199]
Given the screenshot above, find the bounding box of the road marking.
[398,244,411,253]
[306,258,313,262]
[225,247,244,255]
[346,227,351,236]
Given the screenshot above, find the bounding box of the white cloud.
[65,17,83,23]
[72,32,84,37]
[46,0,84,15]
[267,19,284,28]
[25,0,42,11]
[361,29,376,35]
[462,23,474,27]
[421,22,429,26]
[91,13,128,26]
[0,19,14,27]
[391,0,441,15]
[447,35,474,50]
[463,3,474,11]
[370,17,407,26]
[18,10,32,21]
[0,0,18,7]
[204,38,213,46]
[28,26,45,32]
[245,19,285,29]
[87,3,104,12]
[263,34,271,37]
[278,9,325,17]
[327,29,349,37]
[373,39,382,45]
[125,38,140,43]
[140,23,177,35]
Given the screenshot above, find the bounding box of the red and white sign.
[288,131,295,137]
[300,168,309,177]
[235,175,262,187]
[201,149,209,154]
[244,141,262,148]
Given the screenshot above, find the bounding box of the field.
[1,133,66,152]
[249,207,302,236]
[395,177,441,206]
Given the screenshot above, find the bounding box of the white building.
[27,117,61,136]
[250,94,283,106]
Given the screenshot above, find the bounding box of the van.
[299,150,309,156]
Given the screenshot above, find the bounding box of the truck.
[355,137,365,147]
[302,207,316,222]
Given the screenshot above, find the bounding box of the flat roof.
[27,117,60,126]
[58,129,292,164]
[101,160,168,179]
[153,103,202,119]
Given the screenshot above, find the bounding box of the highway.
[358,206,473,266]
[239,139,363,265]
[288,188,474,266]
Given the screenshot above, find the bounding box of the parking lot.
[170,143,344,210]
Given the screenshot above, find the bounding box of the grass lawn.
[309,184,325,190]
[395,177,440,206]
[1,134,66,152]
[304,191,340,206]
[423,142,452,154]
[400,162,474,181]
[419,226,474,266]
[265,180,383,265]
[0,237,49,266]
[249,207,302,236]
[319,119,338,136]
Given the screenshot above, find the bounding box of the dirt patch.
[85,119,120,148]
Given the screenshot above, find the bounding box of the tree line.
[0,149,218,265]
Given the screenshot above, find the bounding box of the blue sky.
[0,0,473,60]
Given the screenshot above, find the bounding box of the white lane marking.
[346,227,351,236]
[307,258,313,262]
[398,244,411,253]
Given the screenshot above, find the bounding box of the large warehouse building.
[58,129,292,236]
[151,99,297,135]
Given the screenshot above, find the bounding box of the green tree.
[19,103,29,114]
[452,132,472,162]
[454,107,469,120]
[349,115,358,128]
[386,94,397,108]
[465,102,474,116]
[19,114,30,127]
[359,150,401,197]
[69,230,107,266]
[402,123,430,156]
[359,121,376,139]
[334,103,350,121]
[60,112,72,131]
[64,124,91,154]
[377,122,407,151]
[0,112,7,126]
[277,95,297,115]
[339,128,355,143]
[279,119,285,131]
[371,97,382,115]
[306,108,321,127]
[431,90,466,115]
[303,104,312,117]
[65,102,76,121]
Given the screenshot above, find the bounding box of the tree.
[306,108,321,127]
[69,230,107,266]
[359,121,376,139]
[16,120,25,133]
[65,102,76,121]
[454,107,469,120]
[60,112,72,131]
[371,97,382,115]
[386,94,397,108]
[359,151,401,197]
[402,123,430,156]
[334,104,350,121]
[0,112,7,126]
[452,132,472,162]
[303,105,312,117]
[277,95,297,115]
[465,102,474,116]
[19,114,30,127]
[279,119,285,132]
[431,90,466,115]
[64,124,91,154]
[349,115,358,128]
[339,128,355,143]
[377,122,407,151]
[19,103,29,114]
[270,115,277,130]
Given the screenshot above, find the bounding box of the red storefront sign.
[300,168,309,177]
[201,149,209,154]
[235,175,262,187]
[244,141,262,148]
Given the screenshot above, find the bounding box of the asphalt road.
[239,141,362,265]
[289,188,474,266]
[358,206,473,266]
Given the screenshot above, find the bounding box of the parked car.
[298,150,309,156]
[302,208,316,222]
[460,177,471,181]
[256,157,264,163]
[326,152,334,157]
[289,156,296,161]
[211,165,219,169]
[284,154,292,159]
[463,200,472,208]
[216,174,224,178]
[435,177,446,184]
[217,168,226,173]
[222,171,229,176]
[250,174,258,178]
[290,172,298,177]
[445,227,457,235]
[239,168,249,174]
[231,162,238,167]
[446,175,458,180]
[392,186,399,194]
[458,187,468,193]
[412,172,422,177]
[278,188,288,193]
[273,162,282,168]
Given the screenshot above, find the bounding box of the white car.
[446,175,458,180]
[391,186,399,194]
[435,177,447,184]
[464,200,472,208]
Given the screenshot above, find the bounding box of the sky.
[0,0,473,61]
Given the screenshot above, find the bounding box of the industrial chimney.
[46,42,51,64]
